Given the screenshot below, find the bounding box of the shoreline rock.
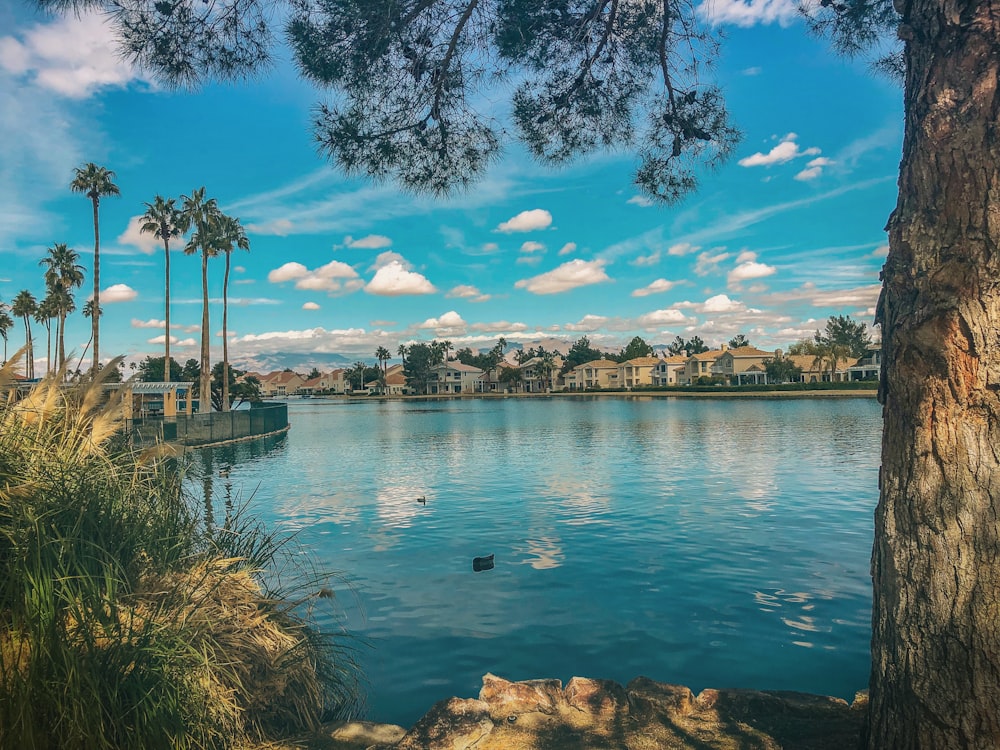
[315,673,867,750]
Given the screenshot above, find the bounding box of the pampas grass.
[0,356,363,750]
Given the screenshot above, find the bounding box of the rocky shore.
[289,673,867,750]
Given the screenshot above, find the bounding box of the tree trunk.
[164,236,171,385]
[867,1,1000,746]
[221,251,230,412]
[91,196,100,374]
[200,249,211,413]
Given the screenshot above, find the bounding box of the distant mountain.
[231,351,356,374]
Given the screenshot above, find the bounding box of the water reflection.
[216,397,880,726]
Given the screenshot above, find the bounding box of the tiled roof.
[622,357,661,367]
[434,361,484,374]
[723,346,772,358]
[385,372,407,385]
[302,376,325,388]
[690,349,726,361]
[574,358,618,371]
[660,355,689,365]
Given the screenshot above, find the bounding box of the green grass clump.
[0,353,362,750]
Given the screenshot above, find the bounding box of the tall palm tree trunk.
[199,250,211,413]
[22,316,32,379]
[57,313,65,371]
[221,251,231,412]
[164,237,171,384]
[91,196,100,374]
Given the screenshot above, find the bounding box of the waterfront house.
[678,348,728,384]
[652,355,688,386]
[260,370,306,397]
[786,355,856,383]
[428,361,484,394]
[711,346,774,385]
[618,356,661,388]
[568,358,620,390]
[520,355,564,392]
[846,346,881,381]
[300,371,337,395]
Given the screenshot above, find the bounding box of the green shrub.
[0,357,362,750]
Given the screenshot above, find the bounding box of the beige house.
[259,370,306,397]
[299,371,339,394]
[618,356,661,388]
[383,370,410,395]
[567,359,620,390]
[429,361,484,394]
[679,349,727,384]
[652,355,688,386]
[787,355,856,383]
[711,346,774,385]
[520,355,564,392]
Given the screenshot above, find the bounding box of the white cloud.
[701,294,745,313]
[728,260,777,288]
[763,283,882,309]
[694,250,732,276]
[520,240,545,254]
[268,259,361,293]
[515,259,611,295]
[735,250,757,263]
[636,309,690,328]
[117,215,164,255]
[418,311,467,335]
[101,283,137,303]
[303,302,321,310]
[633,250,661,267]
[470,320,528,333]
[564,314,609,332]
[697,0,801,27]
[627,195,654,207]
[496,208,552,233]
[482,242,500,253]
[0,13,152,98]
[738,133,822,168]
[558,242,577,256]
[344,234,392,249]
[795,156,835,181]
[370,251,409,270]
[632,279,680,297]
[366,260,436,296]
[234,266,246,273]
[147,334,196,346]
[131,318,165,329]
[871,244,889,258]
[742,66,763,75]
[246,218,294,236]
[516,255,543,266]
[668,242,700,256]
[446,285,491,302]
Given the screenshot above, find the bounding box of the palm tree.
[75,300,100,377]
[0,303,13,364]
[70,163,120,374]
[11,290,37,378]
[351,360,367,392]
[181,187,220,413]
[39,243,84,370]
[397,344,408,369]
[375,346,391,394]
[34,294,57,376]
[139,196,185,385]
[211,213,249,412]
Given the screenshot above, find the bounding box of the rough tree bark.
[869,0,1000,746]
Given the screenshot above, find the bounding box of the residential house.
[618,356,661,388]
[259,370,306,398]
[480,361,518,393]
[520,355,564,392]
[428,361,484,394]
[299,371,339,395]
[652,355,688,386]
[786,355,855,383]
[383,370,410,395]
[846,346,881,381]
[678,349,728,385]
[711,346,774,385]
[567,359,620,390]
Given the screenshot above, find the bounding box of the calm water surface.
[195,396,880,726]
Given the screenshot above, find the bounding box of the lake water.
[193,395,880,726]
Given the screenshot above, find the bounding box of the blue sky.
[0,2,902,370]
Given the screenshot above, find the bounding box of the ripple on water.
[193,396,880,727]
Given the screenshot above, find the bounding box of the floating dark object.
[417,495,427,504]
[219,469,230,478]
[472,554,495,572]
